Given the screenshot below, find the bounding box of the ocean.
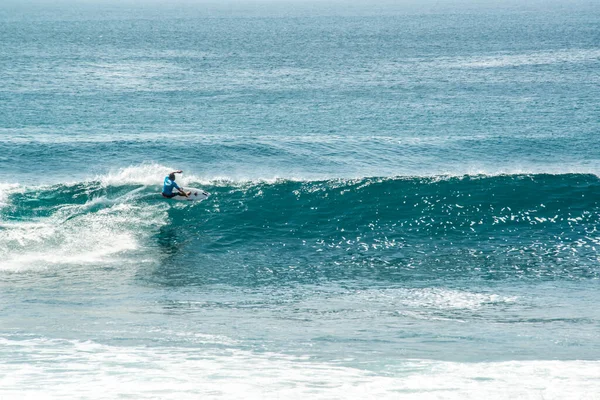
[1,1,599,398]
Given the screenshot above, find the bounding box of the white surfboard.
[163,187,210,202]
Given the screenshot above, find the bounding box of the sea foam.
[0,337,598,400]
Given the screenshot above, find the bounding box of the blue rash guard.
[162,176,180,195]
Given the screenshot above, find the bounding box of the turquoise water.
[1,2,600,398]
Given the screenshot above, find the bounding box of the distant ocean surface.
[1,1,599,398]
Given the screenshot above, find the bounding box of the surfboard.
[163,187,210,202]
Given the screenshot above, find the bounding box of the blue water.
[1,2,599,398]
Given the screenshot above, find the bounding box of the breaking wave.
[1,167,599,283]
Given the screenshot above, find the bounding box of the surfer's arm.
[174,184,189,197]
[170,170,183,175]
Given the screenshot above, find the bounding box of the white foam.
[92,163,309,187]
[0,183,21,209]
[370,287,518,310]
[96,163,195,187]
[0,337,597,400]
[0,232,137,270]
[92,163,272,187]
[92,163,600,187]
[0,198,165,272]
[293,286,518,321]
[7,159,600,191]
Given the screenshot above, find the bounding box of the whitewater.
[1,1,600,399]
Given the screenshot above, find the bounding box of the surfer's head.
[169,173,176,181]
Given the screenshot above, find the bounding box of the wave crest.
[1,172,599,280]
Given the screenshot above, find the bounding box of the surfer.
[161,170,191,198]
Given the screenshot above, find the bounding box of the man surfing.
[161,170,191,198]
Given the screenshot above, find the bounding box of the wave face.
[2,173,599,284]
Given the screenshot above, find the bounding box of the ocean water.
[1,1,600,398]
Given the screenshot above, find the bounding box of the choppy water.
[1,2,599,399]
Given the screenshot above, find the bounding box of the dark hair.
[169,173,176,180]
